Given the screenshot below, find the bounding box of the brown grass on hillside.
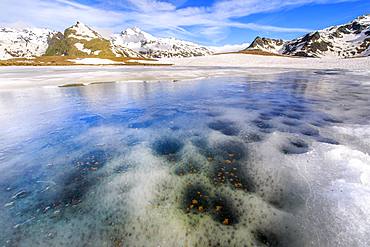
[238,50,284,56]
[0,56,171,66]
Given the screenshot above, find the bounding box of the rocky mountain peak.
[66,22,102,41]
[244,36,285,54]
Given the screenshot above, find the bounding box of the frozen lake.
[0,68,370,246]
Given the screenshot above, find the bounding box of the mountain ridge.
[0,22,214,60]
[111,27,213,58]
[243,14,370,58]
[0,27,56,60]
[1,15,369,61]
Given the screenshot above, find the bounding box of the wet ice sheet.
[0,69,370,246]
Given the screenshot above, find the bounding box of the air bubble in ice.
[208,120,240,136]
[152,137,184,156]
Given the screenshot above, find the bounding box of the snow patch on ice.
[161,54,370,72]
[327,145,370,186]
[334,125,370,141]
[127,59,164,64]
[68,58,122,65]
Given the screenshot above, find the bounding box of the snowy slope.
[244,14,370,58]
[0,28,56,60]
[112,27,213,58]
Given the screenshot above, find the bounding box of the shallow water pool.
[0,69,370,246]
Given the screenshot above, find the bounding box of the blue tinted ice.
[0,69,370,246]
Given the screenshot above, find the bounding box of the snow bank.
[1,54,370,90]
[127,59,165,64]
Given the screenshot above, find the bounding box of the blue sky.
[0,0,369,46]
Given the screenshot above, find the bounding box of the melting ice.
[0,69,370,246]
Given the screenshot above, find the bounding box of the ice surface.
[0,69,370,246]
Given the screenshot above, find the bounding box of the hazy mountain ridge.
[243,14,370,58]
[112,27,213,58]
[245,37,285,54]
[0,27,56,60]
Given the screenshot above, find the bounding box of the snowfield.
[160,53,370,71]
[68,58,123,65]
[0,54,370,90]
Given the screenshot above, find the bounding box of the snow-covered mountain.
[112,27,213,58]
[0,22,144,60]
[0,23,209,59]
[67,21,102,41]
[0,27,56,60]
[243,14,370,58]
[46,22,143,58]
[284,14,370,57]
[1,15,369,60]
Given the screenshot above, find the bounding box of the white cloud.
[126,0,176,12]
[228,22,312,33]
[0,0,359,42]
[212,0,359,19]
[210,43,251,53]
[0,0,126,30]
